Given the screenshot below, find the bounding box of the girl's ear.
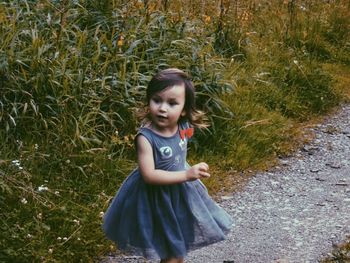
[181,110,186,117]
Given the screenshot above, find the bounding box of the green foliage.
[0,141,135,261]
[268,58,339,119]
[1,0,349,261]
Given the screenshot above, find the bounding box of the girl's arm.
[136,135,210,185]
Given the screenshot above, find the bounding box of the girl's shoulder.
[178,119,192,130]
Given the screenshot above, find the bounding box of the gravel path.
[101,104,350,263]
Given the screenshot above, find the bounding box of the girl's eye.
[169,101,178,106]
[152,97,161,103]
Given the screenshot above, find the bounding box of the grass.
[322,237,350,263]
[1,0,350,261]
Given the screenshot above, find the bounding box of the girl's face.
[149,84,186,132]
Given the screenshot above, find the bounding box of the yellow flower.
[117,35,124,47]
[135,0,143,9]
[203,15,211,24]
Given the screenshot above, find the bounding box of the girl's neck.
[146,122,179,137]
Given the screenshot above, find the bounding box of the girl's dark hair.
[144,68,207,128]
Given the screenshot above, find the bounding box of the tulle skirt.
[102,169,233,260]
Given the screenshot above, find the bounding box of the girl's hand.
[186,162,210,181]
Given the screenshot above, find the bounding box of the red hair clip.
[180,127,194,140]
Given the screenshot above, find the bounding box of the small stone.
[315,177,326,181]
[274,259,289,263]
[335,182,348,186]
[326,162,342,169]
[221,196,234,201]
[280,160,289,166]
[310,168,320,173]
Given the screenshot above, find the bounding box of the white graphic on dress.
[179,138,187,151]
[174,155,181,165]
[159,146,173,158]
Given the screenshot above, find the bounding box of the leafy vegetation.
[1,0,349,261]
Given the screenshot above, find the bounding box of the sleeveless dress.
[102,121,233,260]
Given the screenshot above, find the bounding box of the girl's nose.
[159,103,167,112]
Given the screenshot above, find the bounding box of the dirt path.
[185,104,350,263]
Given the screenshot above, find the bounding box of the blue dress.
[102,121,233,259]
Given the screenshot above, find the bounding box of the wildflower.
[293,60,299,65]
[38,185,49,192]
[37,213,42,219]
[34,144,39,150]
[241,11,250,22]
[46,13,52,26]
[73,219,80,225]
[77,237,81,241]
[54,191,60,195]
[12,160,23,169]
[27,234,32,239]
[117,35,124,48]
[12,160,20,165]
[48,248,53,254]
[21,198,28,204]
[99,212,104,218]
[203,15,211,24]
[65,159,71,164]
[63,237,68,241]
[57,237,62,241]
[135,0,143,9]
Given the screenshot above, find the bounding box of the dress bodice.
[137,121,191,172]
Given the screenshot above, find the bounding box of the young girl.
[102,68,232,262]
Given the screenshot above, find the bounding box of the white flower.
[57,237,62,241]
[63,237,68,241]
[48,248,53,254]
[27,234,32,238]
[54,191,60,195]
[21,198,28,204]
[12,160,21,166]
[46,13,52,25]
[99,212,104,218]
[73,219,80,225]
[34,144,39,150]
[38,185,49,192]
